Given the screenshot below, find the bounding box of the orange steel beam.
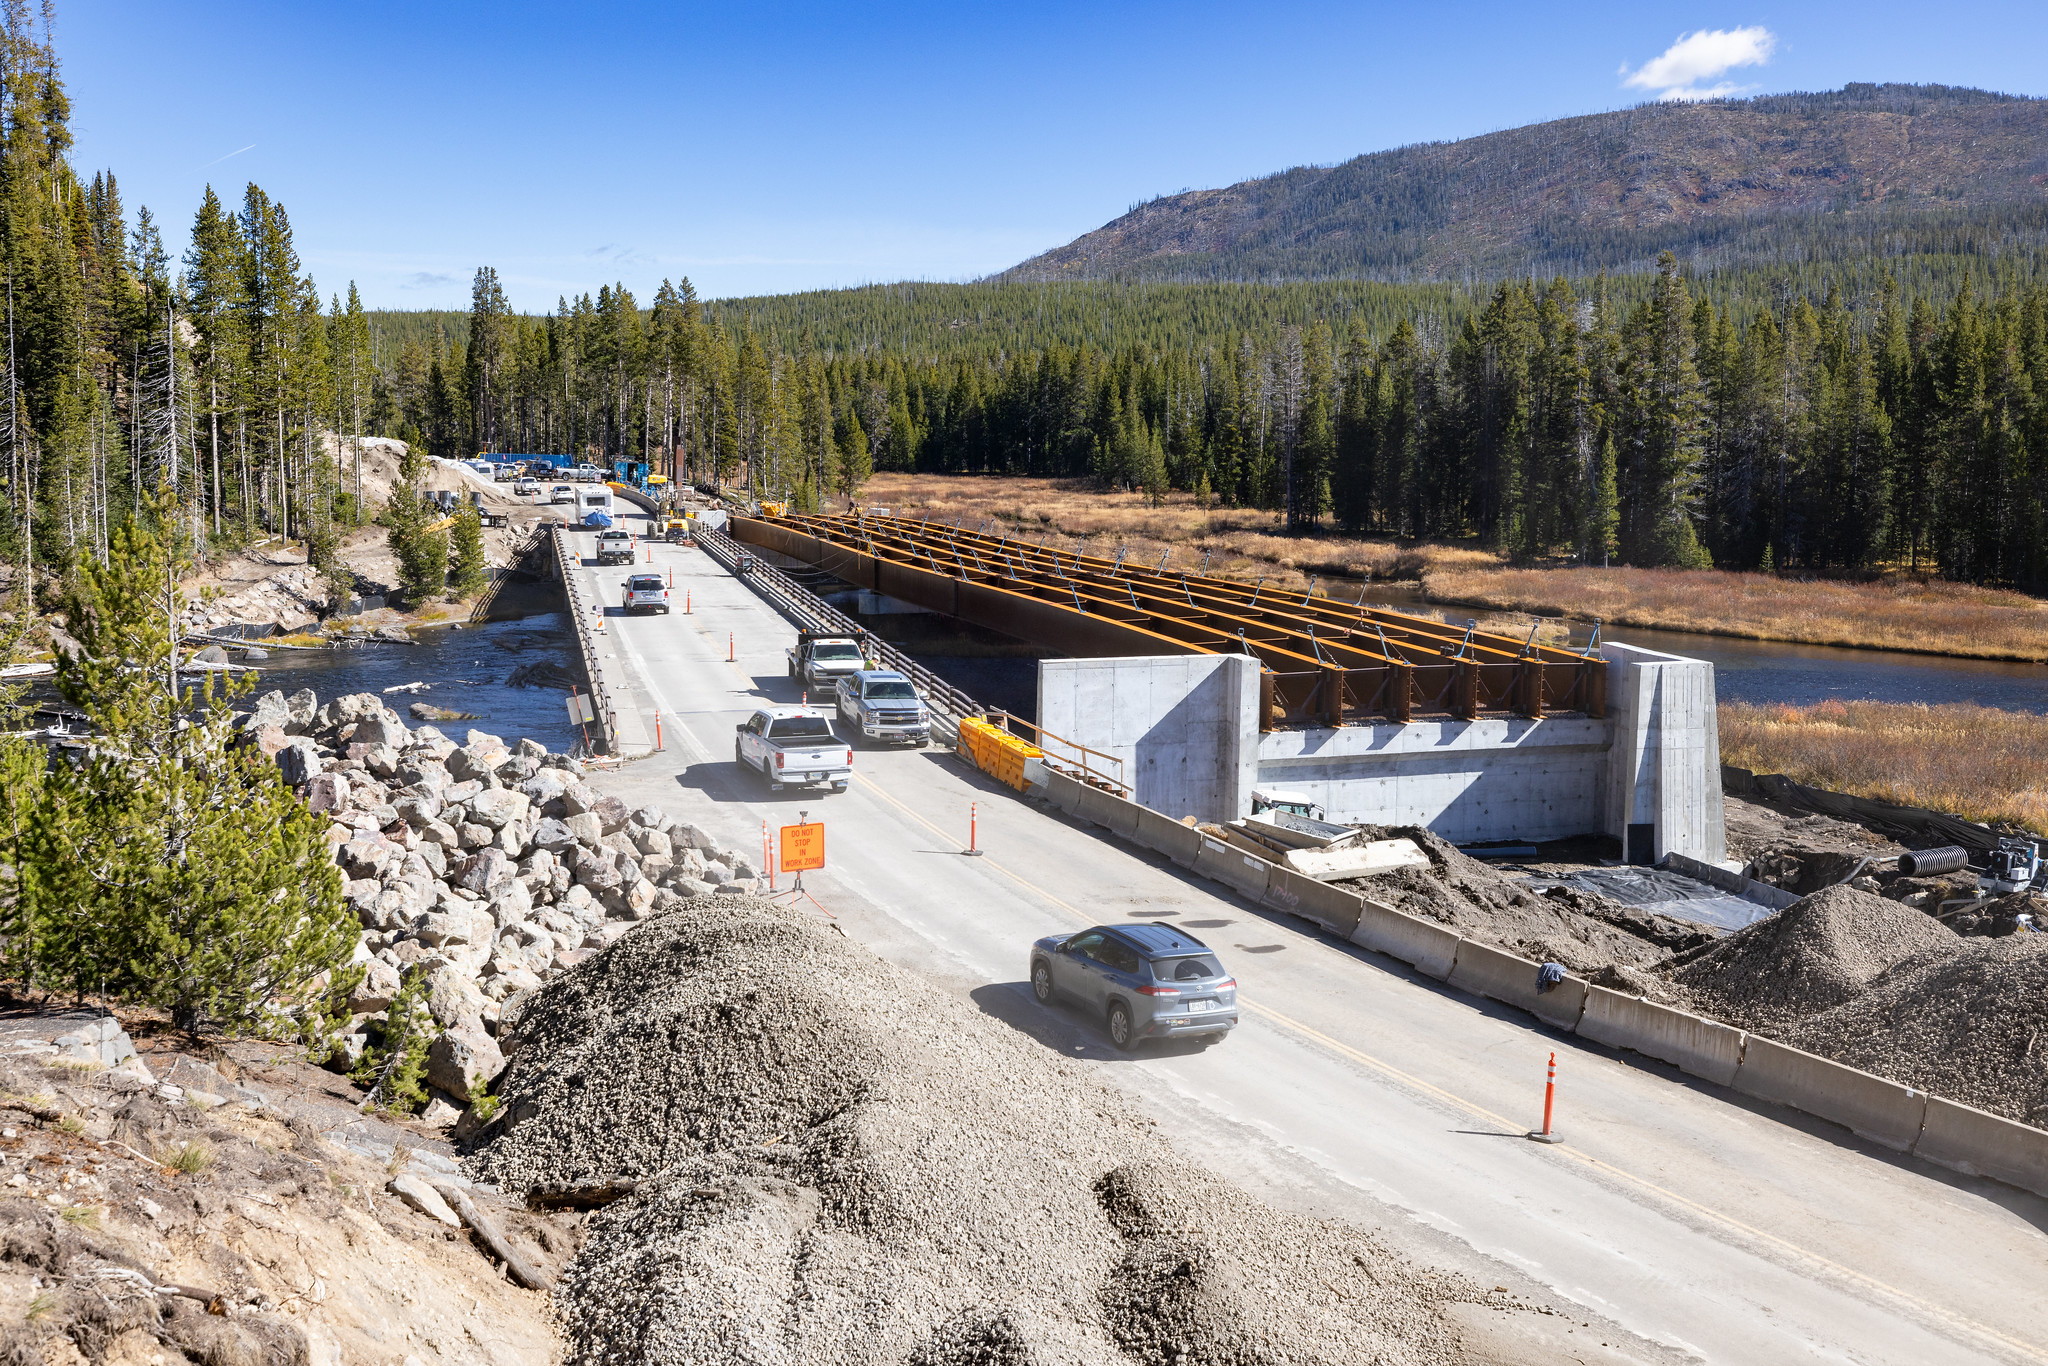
[732,512,1606,727]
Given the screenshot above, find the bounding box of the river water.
[1351,583,2048,715]
[243,612,584,752]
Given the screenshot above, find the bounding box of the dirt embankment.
[463,895,1569,1365]
[180,437,559,638]
[0,1012,565,1366]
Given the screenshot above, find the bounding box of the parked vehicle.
[1250,786,1325,822]
[596,529,636,565]
[621,572,669,613]
[834,669,929,745]
[578,487,616,527]
[1029,924,1237,1051]
[570,463,606,482]
[550,484,576,504]
[786,629,867,690]
[734,707,852,792]
[513,477,540,496]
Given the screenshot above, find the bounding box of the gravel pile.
[1668,884,1962,1030]
[244,686,768,1118]
[1783,933,2048,1125]
[466,895,1496,1365]
[1345,827,1715,973]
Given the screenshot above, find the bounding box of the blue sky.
[59,1,2048,311]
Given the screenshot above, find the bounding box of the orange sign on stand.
[780,822,825,874]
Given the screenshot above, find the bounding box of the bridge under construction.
[731,510,1723,862]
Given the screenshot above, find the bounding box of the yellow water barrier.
[956,717,1042,792]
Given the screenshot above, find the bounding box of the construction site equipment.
[1899,845,1970,877]
[957,717,1043,792]
[730,511,1605,729]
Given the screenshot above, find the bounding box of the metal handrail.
[985,711,1128,795]
[694,525,986,739]
[551,525,616,754]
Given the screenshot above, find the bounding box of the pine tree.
[384,481,447,604]
[837,407,871,501]
[28,492,352,1031]
[448,503,486,599]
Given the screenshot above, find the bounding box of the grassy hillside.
[1000,84,2048,283]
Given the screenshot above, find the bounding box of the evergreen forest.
[1,3,2046,591]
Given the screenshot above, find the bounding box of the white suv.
[621,573,670,614]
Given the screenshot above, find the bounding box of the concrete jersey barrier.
[1445,939,1588,1032]
[1734,1034,1929,1153]
[1913,1096,2048,1195]
[1350,900,1461,981]
[1576,988,1745,1087]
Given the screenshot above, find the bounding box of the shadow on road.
[969,981,1218,1063]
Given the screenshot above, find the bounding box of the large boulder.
[306,772,350,815]
[348,956,402,1013]
[564,812,603,847]
[460,847,513,895]
[284,688,320,732]
[464,729,508,756]
[426,966,488,1031]
[445,745,500,785]
[352,712,410,752]
[528,818,578,855]
[520,769,571,811]
[560,785,599,817]
[591,795,631,835]
[572,848,623,894]
[276,738,323,787]
[488,879,534,927]
[672,822,719,853]
[516,737,548,760]
[241,690,291,734]
[632,827,672,858]
[467,788,531,831]
[426,1026,503,1104]
[315,692,384,736]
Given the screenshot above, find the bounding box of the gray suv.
[1029,923,1238,1050]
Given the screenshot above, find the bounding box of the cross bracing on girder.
[737,512,1607,729]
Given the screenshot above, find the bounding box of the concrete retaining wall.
[1576,988,1745,1087]
[1733,1035,1928,1152]
[1129,805,1204,869]
[1038,654,1261,823]
[1445,939,1588,1031]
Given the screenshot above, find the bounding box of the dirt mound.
[1668,884,1961,1030]
[467,896,1493,1365]
[1349,827,1714,973]
[1783,933,2048,1125]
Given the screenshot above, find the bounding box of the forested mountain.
[6,0,2046,606]
[1001,84,2048,283]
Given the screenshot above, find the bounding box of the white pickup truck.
[786,630,868,691]
[735,707,852,792]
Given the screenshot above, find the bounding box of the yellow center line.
[857,770,2047,1362]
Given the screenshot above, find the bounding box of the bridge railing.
[695,525,987,740]
[551,525,617,755]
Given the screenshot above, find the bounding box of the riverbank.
[1720,698,2048,836]
[1423,565,2048,662]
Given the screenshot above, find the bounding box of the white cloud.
[1620,26,1776,101]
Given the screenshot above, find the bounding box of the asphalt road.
[565,515,2048,1365]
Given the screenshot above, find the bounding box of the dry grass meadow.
[1423,565,2048,662]
[1721,699,2048,834]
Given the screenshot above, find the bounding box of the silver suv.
[1029,923,1237,1050]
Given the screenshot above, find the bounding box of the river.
[241,612,583,753]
